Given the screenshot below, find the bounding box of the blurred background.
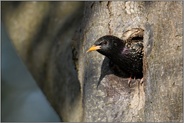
[2,25,61,122]
[1,1,84,122]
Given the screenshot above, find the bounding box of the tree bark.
[73,1,182,122]
[2,1,182,122]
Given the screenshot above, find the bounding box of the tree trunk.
[2,2,84,122]
[73,1,182,122]
[2,1,182,122]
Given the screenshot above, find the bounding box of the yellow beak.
[86,45,101,53]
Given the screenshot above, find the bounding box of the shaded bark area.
[73,1,182,122]
[2,2,84,122]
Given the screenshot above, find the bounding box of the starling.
[87,33,143,86]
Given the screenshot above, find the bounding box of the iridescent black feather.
[94,35,143,79]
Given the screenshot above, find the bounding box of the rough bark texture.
[73,1,182,122]
[143,2,182,122]
[2,1,182,122]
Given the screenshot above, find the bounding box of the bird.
[86,33,144,86]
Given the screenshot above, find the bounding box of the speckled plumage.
[89,35,143,79]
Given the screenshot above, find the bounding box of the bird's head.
[87,35,124,56]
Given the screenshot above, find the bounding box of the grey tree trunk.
[2,1,182,122]
[2,2,84,122]
[73,1,182,122]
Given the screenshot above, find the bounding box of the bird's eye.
[101,41,107,45]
